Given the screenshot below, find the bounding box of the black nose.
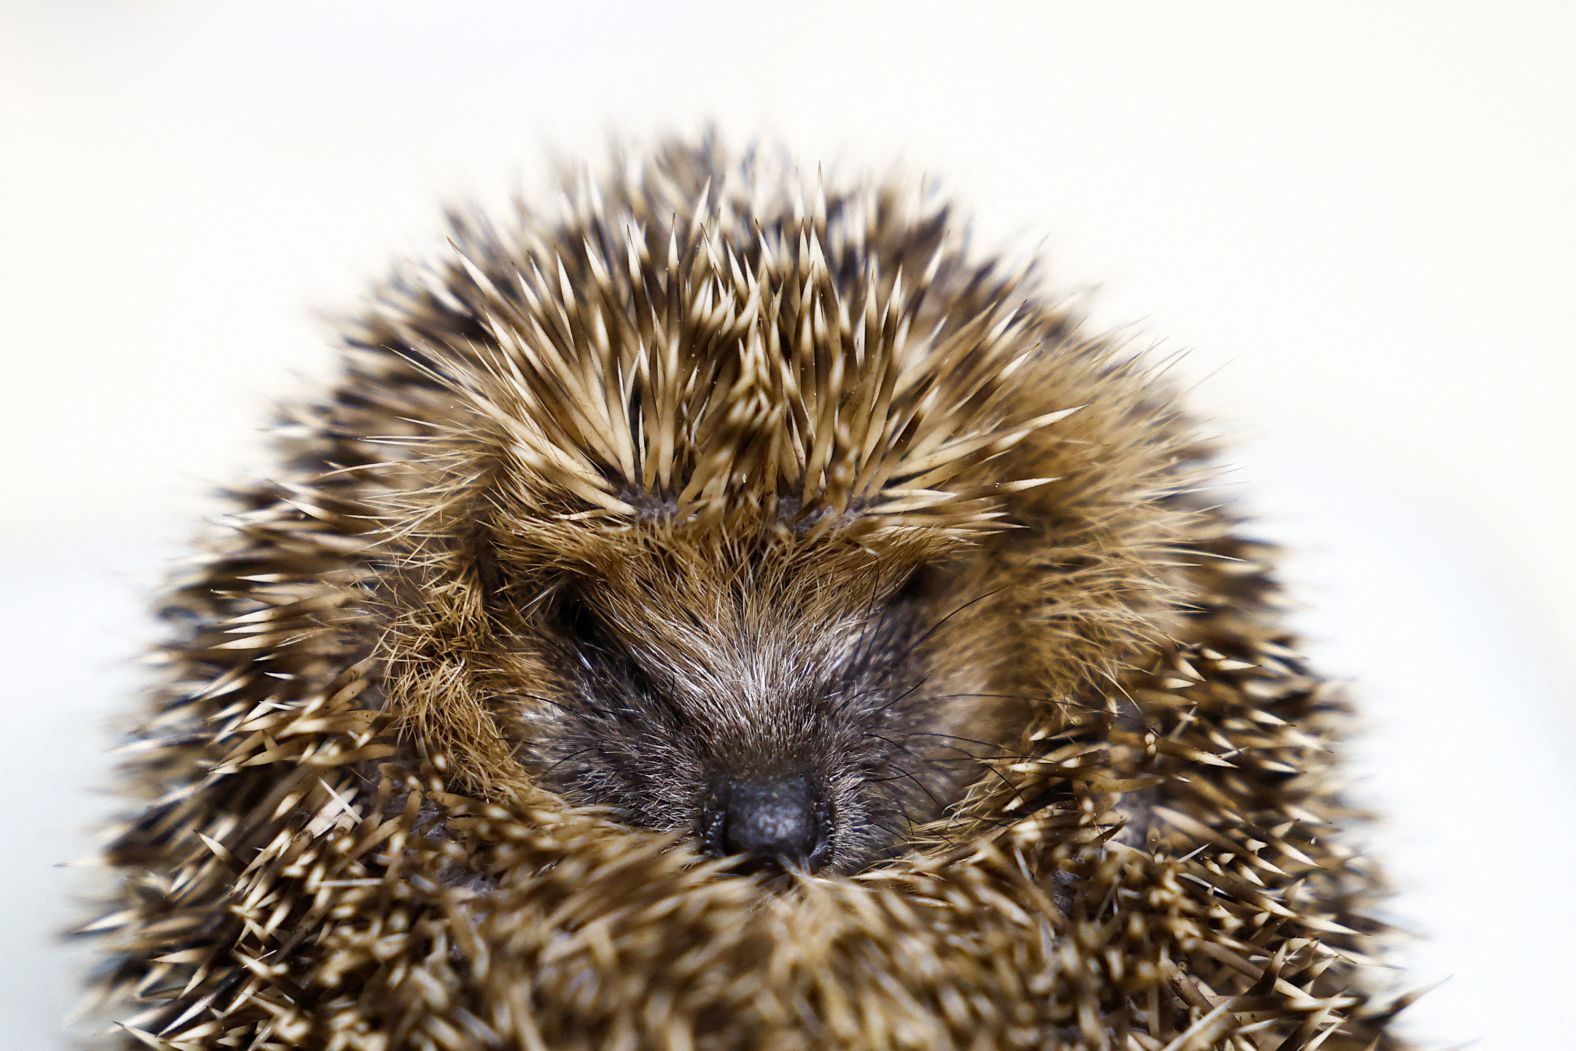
[707,777,828,871]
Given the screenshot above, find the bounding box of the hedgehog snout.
[702,775,832,873]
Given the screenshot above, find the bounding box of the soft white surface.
[2,2,1572,1046]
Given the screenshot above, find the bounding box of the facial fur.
[476,530,1026,872]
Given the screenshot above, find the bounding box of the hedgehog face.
[474,524,1021,874]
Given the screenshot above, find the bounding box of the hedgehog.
[90,136,1412,1049]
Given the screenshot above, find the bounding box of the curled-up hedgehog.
[93,137,1412,1049]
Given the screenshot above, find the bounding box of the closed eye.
[892,560,942,606]
[548,584,684,725]
[553,585,613,656]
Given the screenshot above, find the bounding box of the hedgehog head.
[347,142,1194,873]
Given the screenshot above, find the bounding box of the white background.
[3,2,1573,1045]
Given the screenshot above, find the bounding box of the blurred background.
[2,2,1572,1045]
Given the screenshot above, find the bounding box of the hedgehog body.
[96,139,1405,1049]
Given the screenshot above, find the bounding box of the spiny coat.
[92,138,1410,1049]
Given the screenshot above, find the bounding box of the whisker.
[864,750,950,816]
[869,731,1027,831]
[498,691,574,714]
[871,586,1010,687]
[906,729,1039,753]
[538,746,597,778]
[870,784,957,849]
[863,677,929,718]
[842,571,889,694]
[924,691,1115,717]
[863,735,1021,837]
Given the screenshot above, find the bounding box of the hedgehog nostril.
[707,777,828,872]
